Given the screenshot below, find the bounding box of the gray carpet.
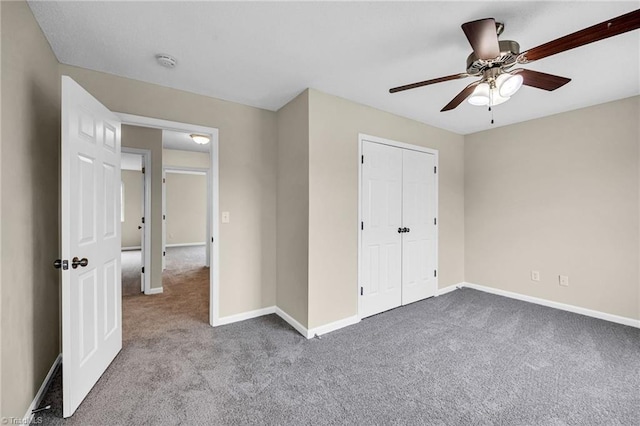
[121,250,142,297]
[122,246,206,297]
[34,289,640,425]
[164,245,206,271]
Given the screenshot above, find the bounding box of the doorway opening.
[120,149,151,296]
[162,166,210,272]
[116,114,220,332]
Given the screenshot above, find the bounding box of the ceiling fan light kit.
[389,9,640,117]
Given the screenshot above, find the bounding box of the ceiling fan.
[389,9,640,112]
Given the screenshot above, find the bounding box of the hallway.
[123,245,209,342]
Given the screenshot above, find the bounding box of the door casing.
[116,113,221,326]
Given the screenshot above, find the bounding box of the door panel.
[402,149,437,304]
[62,76,122,417]
[360,141,402,318]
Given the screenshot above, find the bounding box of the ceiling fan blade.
[512,69,571,91]
[389,73,469,93]
[461,18,501,60]
[520,8,640,62]
[441,81,481,112]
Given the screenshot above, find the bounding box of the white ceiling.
[29,1,640,135]
[163,130,211,153]
[121,152,142,171]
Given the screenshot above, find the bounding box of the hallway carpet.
[120,249,142,297]
[36,289,639,425]
[123,245,209,342]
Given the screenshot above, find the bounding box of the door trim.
[121,147,152,294]
[115,113,221,327]
[162,166,211,268]
[357,133,439,320]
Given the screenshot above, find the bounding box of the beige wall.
[60,65,278,315]
[121,170,143,248]
[0,1,60,418]
[276,90,309,327]
[165,173,207,245]
[163,148,209,169]
[465,96,640,320]
[121,126,163,289]
[307,89,465,328]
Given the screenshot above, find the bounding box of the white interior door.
[360,142,403,318]
[140,157,146,292]
[62,76,122,418]
[162,169,167,270]
[401,149,438,304]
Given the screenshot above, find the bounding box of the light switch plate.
[531,270,540,282]
[559,275,569,287]
[222,211,230,223]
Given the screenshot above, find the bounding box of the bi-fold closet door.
[360,140,437,319]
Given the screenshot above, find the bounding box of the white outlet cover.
[531,271,540,282]
[559,275,569,287]
[222,211,230,223]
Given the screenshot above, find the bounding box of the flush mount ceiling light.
[155,54,177,68]
[190,134,210,145]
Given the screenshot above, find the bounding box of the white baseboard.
[145,287,163,295]
[437,284,461,296]
[121,246,141,251]
[308,315,360,337]
[461,282,640,329]
[23,353,61,423]
[275,307,311,338]
[217,306,276,326]
[166,242,206,248]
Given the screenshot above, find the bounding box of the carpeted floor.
[121,250,142,297]
[35,287,640,425]
[121,246,206,297]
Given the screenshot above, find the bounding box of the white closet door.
[360,142,403,318]
[401,149,437,304]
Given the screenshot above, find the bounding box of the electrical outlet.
[221,211,230,223]
[559,275,569,287]
[531,270,540,282]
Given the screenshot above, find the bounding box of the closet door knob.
[398,227,403,233]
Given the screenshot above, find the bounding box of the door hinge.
[163,178,166,183]
[163,251,166,256]
[163,214,166,220]
[142,167,145,174]
[361,155,364,164]
[141,217,145,224]
[434,166,437,174]
[142,266,145,273]
[211,237,214,243]
[434,270,437,277]
[360,287,363,296]
[361,221,364,230]
[434,218,437,225]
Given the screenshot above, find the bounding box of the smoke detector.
[155,54,177,68]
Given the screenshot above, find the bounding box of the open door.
[61,76,122,417]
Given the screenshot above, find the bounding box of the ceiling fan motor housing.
[466,40,520,75]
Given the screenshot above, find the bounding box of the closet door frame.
[357,134,439,320]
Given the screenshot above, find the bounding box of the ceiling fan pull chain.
[489,92,494,125]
